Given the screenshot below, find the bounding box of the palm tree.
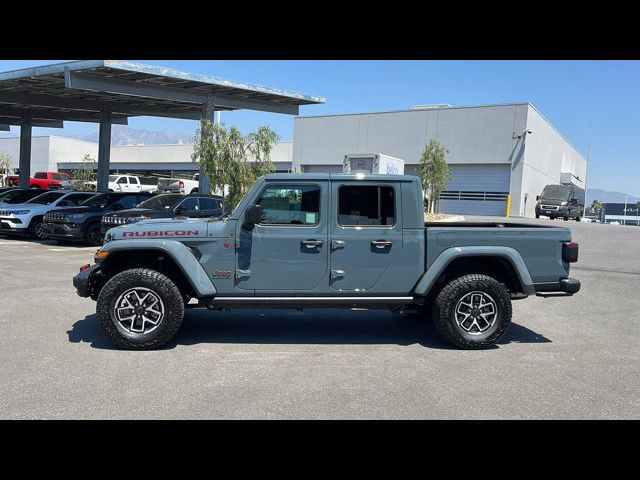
[590,199,603,220]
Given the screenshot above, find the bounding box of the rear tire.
[535,214,540,219]
[97,268,185,350]
[190,188,199,193]
[575,216,581,222]
[432,273,512,349]
[563,216,569,221]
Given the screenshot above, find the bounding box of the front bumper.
[43,221,84,241]
[535,277,581,297]
[0,219,27,234]
[73,263,104,299]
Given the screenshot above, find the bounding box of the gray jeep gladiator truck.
[73,173,580,350]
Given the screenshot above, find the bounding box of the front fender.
[413,246,535,296]
[99,239,216,297]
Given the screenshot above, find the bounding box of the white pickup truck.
[87,175,157,193]
[157,173,200,194]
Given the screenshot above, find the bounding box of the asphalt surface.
[0,218,638,419]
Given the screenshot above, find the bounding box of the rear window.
[34,172,47,179]
[338,185,395,226]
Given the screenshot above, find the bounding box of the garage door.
[437,164,511,216]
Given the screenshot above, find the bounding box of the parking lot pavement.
[1,220,639,420]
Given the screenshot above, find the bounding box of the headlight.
[128,216,150,223]
[9,210,30,215]
[560,201,568,206]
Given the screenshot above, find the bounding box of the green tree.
[191,120,279,210]
[0,153,12,187]
[72,154,97,191]
[590,199,602,217]
[419,139,453,213]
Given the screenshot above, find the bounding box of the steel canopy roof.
[0,60,326,126]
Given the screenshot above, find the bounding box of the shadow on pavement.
[68,309,551,350]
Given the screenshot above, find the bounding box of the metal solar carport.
[0,60,325,192]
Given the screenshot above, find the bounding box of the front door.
[329,182,403,291]
[235,182,329,291]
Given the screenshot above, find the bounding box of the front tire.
[432,274,512,349]
[29,217,48,240]
[96,268,185,350]
[84,223,102,246]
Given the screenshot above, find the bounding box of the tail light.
[563,242,579,263]
[179,180,185,189]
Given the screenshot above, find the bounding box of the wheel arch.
[99,242,216,299]
[413,246,535,298]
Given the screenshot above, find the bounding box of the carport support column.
[18,112,32,189]
[198,99,215,194]
[97,109,112,193]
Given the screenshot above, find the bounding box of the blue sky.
[1,60,638,195]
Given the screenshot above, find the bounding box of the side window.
[118,195,138,209]
[199,198,220,210]
[34,172,47,179]
[65,194,87,205]
[117,177,128,184]
[178,197,199,211]
[338,185,395,226]
[128,177,139,184]
[256,184,320,226]
[52,173,62,180]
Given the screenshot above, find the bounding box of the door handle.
[331,240,345,250]
[371,240,393,248]
[301,239,323,249]
[331,269,345,281]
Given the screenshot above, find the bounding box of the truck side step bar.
[208,296,416,309]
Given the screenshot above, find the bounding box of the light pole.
[582,125,592,219]
[623,195,628,226]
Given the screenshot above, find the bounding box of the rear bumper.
[535,277,581,297]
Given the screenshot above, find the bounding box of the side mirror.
[244,204,261,228]
[536,195,540,201]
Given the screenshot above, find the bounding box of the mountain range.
[66,126,194,146]
[587,188,638,205]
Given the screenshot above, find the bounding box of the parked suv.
[0,190,97,239]
[43,192,155,246]
[101,193,223,235]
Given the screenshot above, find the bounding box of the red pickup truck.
[7,171,71,189]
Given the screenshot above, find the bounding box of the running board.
[207,296,416,309]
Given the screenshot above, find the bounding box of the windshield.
[27,191,66,205]
[540,185,570,202]
[0,189,18,200]
[108,175,118,182]
[80,193,120,208]
[2,189,48,204]
[138,194,183,210]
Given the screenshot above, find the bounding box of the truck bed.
[424,221,572,284]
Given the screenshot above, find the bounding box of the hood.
[105,217,210,240]
[103,207,171,219]
[51,205,103,215]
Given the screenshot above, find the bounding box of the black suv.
[0,188,56,205]
[101,193,223,235]
[43,192,155,246]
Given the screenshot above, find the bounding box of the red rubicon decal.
[122,230,200,237]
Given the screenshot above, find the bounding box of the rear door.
[329,182,403,291]
[235,181,328,291]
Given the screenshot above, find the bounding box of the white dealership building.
[0,102,587,218]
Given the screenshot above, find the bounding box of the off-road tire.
[97,268,185,350]
[563,216,569,221]
[432,273,512,349]
[535,214,540,219]
[190,188,199,193]
[575,216,581,222]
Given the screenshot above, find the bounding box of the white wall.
[516,105,588,217]
[49,136,98,166]
[0,136,51,174]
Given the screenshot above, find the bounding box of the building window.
[338,185,395,226]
